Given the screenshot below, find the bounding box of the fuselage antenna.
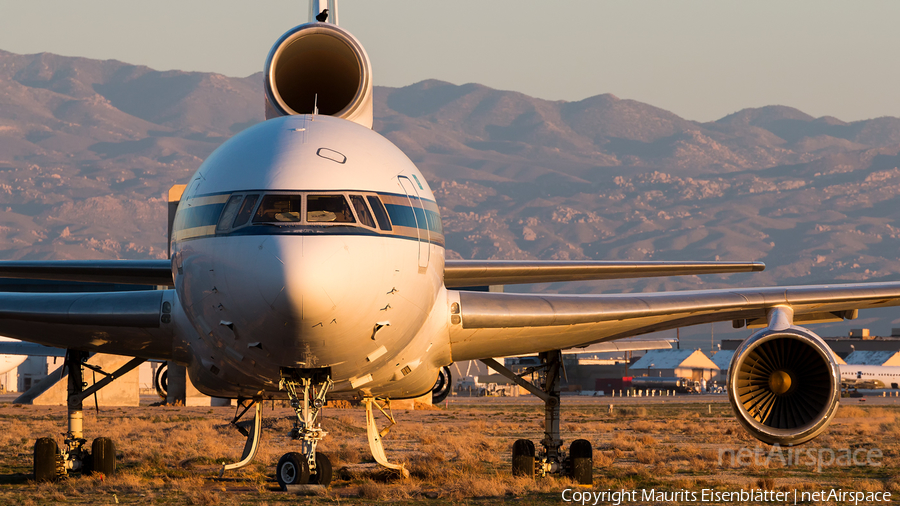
[313,94,319,116]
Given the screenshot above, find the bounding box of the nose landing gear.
[277,367,334,489]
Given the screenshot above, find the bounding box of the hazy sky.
[1,1,899,122]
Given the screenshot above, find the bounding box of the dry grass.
[756,477,775,489]
[0,400,898,504]
[635,449,660,464]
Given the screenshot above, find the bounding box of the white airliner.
[0,337,27,376]
[2,0,900,488]
[840,365,900,389]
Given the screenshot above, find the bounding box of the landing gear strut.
[276,368,334,489]
[34,350,144,481]
[481,350,593,485]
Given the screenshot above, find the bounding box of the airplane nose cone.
[254,235,382,326]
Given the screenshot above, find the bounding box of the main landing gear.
[34,349,145,481]
[481,350,593,485]
[275,368,334,489]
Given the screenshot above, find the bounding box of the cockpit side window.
[366,195,393,231]
[232,194,259,228]
[307,195,355,223]
[254,195,303,223]
[216,195,244,233]
[349,195,376,228]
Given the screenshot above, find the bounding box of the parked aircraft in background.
[840,364,900,389]
[631,377,698,394]
[0,337,27,376]
[1,0,900,488]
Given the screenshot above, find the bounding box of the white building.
[629,349,720,381]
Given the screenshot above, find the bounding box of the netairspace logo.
[561,488,893,505]
[718,445,882,472]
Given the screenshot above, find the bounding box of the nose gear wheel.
[277,368,334,488]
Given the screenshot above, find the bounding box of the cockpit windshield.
[189,191,414,241]
[349,195,376,228]
[307,195,355,223]
[253,195,302,223]
[216,191,393,233]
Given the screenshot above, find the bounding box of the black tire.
[154,364,168,399]
[569,439,593,485]
[81,452,93,475]
[431,366,452,404]
[511,439,535,477]
[276,452,310,490]
[309,452,332,486]
[34,438,59,482]
[90,438,116,476]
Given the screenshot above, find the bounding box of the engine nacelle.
[264,22,373,128]
[728,325,840,446]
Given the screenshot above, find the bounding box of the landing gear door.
[398,176,430,269]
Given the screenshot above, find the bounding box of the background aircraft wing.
[0,290,175,360]
[0,260,173,286]
[494,337,674,359]
[443,260,764,287]
[448,281,900,360]
[0,340,66,356]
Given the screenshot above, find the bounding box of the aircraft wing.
[0,290,175,360]
[0,260,173,286]
[492,338,673,359]
[443,260,764,287]
[448,281,900,361]
[563,337,674,354]
[0,340,66,357]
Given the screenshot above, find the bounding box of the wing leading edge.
[0,260,173,287]
[447,281,900,361]
[443,260,764,287]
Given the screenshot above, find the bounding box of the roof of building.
[629,349,719,371]
[711,350,734,370]
[709,348,845,370]
[844,350,900,366]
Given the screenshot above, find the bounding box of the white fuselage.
[839,364,900,388]
[169,115,452,400]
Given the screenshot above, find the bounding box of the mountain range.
[1,48,899,342]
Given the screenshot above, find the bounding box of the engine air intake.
[264,23,373,128]
[728,326,840,446]
[738,337,831,428]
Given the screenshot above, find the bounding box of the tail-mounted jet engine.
[728,322,840,446]
[264,22,373,128]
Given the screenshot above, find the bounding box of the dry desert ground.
[0,394,898,505]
